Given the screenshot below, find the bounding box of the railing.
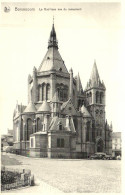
[1,166,34,191]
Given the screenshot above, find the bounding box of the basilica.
[13,23,112,158]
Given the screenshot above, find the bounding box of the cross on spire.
[48,17,58,49]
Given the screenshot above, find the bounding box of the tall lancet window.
[56,84,68,102]
[37,118,41,132]
[42,83,46,101]
[89,92,92,104]
[21,119,23,141]
[38,85,42,101]
[100,92,103,104]
[86,121,90,142]
[46,84,50,100]
[27,118,33,140]
[96,91,100,103]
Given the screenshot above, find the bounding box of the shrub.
[1,171,21,185]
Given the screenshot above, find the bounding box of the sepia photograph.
[0,0,124,194]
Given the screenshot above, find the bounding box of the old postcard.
[0,0,124,194]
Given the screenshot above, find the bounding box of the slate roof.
[49,117,67,131]
[61,99,77,113]
[38,101,50,112]
[49,116,76,132]
[38,47,68,73]
[13,104,26,118]
[24,101,37,113]
[81,105,91,117]
[38,24,69,74]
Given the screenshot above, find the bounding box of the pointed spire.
[33,66,37,73]
[48,19,58,49]
[110,121,113,130]
[77,72,83,94]
[85,60,106,90]
[90,60,100,84]
[69,68,73,74]
[28,74,32,82]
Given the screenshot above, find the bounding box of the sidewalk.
[2,179,63,194]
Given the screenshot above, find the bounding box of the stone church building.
[13,23,112,158]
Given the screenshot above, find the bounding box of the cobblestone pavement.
[1,153,121,193]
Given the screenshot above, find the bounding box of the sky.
[0,1,125,134]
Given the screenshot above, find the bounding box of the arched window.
[59,123,63,130]
[38,85,42,101]
[100,92,103,104]
[21,118,23,141]
[97,139,103,152]
[64,88,68,101]
[42,83,46,101]
[56,84,68,102]
[46,84,50,100]
[57,88,60,100]
[96,91,100,103]
[16,121,19,142]
[60,89,63,101]
[89,92,92,104]
[27,118,33,140]
[78,99,81,109]
[100,110,103,125]
[86,121,90,142]
[37,118,41,132]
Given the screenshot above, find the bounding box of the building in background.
[112,132,121,157]
[1,129,14,150]
[13,23,112,158]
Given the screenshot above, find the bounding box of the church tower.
[13,21,112,158]
[85,60,106,153]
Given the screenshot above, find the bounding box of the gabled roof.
[24,101,37,113]
[38,101,50,112]
[61,99,77,115]
[49,116,76,132]
[81,105,91,117]
[49,117,66,131]
[38,24,69,74]
[14,103,26,118]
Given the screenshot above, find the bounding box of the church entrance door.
[97,139,103,152]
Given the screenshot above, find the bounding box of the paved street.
[1,152,121,193]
